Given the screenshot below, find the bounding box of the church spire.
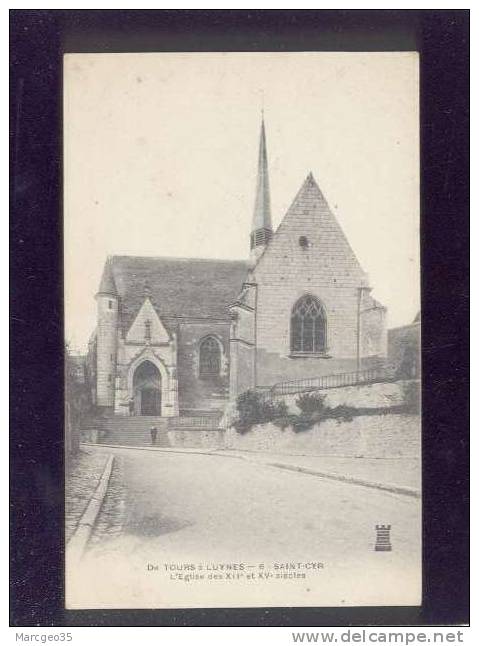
[250,115,273,261]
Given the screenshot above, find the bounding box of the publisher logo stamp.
[375,525,392,551]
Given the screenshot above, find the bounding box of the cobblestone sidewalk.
[89,453,127,551]
[65,448,110,543]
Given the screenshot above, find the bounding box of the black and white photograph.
[62,51,422,610]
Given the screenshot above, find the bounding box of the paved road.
[66,446,421,609]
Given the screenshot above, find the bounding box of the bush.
[290,415,316,433]
[233,391,259,433]
[272,415,295,431]
[263,399,289,420]
[289,392,360,431]
[233,390,290,434]
[233,384,417,436]
[327,405,356,424]
[296,391,326,415]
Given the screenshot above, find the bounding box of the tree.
[65,344,93,455]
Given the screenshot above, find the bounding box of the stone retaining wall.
[167,429,225,449]
[224,413,420,459]
[273,380,410,414]
[81,429,101,444]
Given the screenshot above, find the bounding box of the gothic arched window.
[290,295,326,354]
[199,336,221,377]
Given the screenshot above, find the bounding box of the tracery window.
[199,336,221,376]
[290,295,326,354]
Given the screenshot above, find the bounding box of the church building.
[88,118,387,418]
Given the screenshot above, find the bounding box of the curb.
[263,461,420,498]
[213,451,420,498]
[81,442,220,457]
[66,454,114,562]
[82,442,419,498]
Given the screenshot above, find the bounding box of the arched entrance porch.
[133,360,161,416]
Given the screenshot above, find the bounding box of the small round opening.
[299,236,309,249]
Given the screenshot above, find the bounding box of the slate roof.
[104,255,250,333]
[97,257,118,295]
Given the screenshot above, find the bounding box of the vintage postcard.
[64,52,421,609]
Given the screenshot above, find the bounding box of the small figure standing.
[150,425,158,445]
[128,398,135,416]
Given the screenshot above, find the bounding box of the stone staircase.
[96,416,171,447]
[91,412,223,447]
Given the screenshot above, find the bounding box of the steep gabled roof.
[253,172,368,286]
[101,255,249,333]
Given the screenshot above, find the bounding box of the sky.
[64,52,419,353]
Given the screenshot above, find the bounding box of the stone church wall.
[247,185,387,388]
[255,283,359,359]
[388,322,420,377]
[96,294,119,409]
[230,341,254,397]
[176,320,231,414]
[255,351,383,389]
[361,303,387,359]
[250,280,387,388]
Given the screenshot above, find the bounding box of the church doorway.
[133,360,161,416]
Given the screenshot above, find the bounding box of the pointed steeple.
[96,256,118,297]
[250,115,273,261]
